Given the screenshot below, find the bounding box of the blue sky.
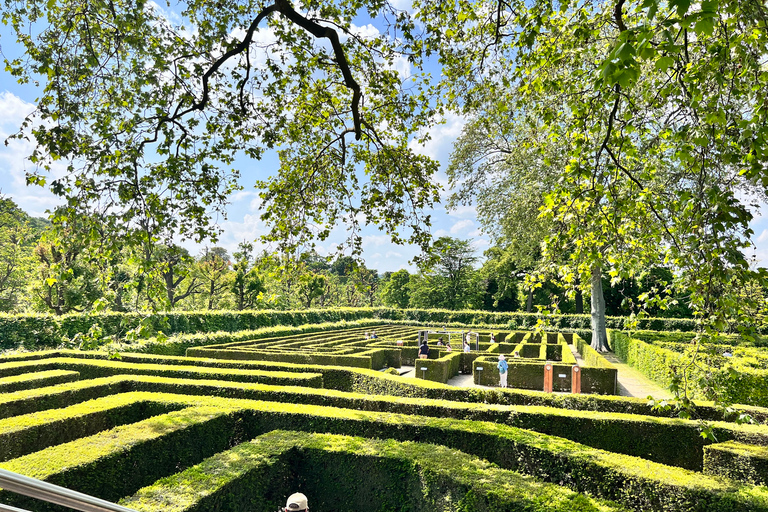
[2,4,767,273]
[0,5,490,273]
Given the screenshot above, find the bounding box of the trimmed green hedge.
[8,350,768,422]
[610,330,679,390]
[0,405,249,511]
[0,369,79,393]
[5,396,768,511]
[0,357,324,388]
[122,430,625,512]
[610,330,768,406]
[704,441,768,486]
[414,352,462,383]
[0,393,184,462]
[0,376,134,419]
[0,308,713,353]
[8,384,768,474]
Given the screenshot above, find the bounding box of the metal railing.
[0,468,137,512]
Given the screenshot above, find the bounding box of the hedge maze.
[612,330,768,407]
[189,325,618,393]
[2,325,768,511]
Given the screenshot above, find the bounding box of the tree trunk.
[590,264,610,352]
[526,288,533,313]
[575,288,584,314]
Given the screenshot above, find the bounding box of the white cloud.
[470,238,490,251]
[350,23,381,40]
[0,91,64,217]
[409,112,467,164]
[0,91,35,122]
[450,219,474,234]
[757,229,768,244]
[446,203,477,219]
[230,190,259,202]
[362,234,392,247]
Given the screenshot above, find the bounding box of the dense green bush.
[13,396,768,512]
[704,441,768,486]
[610,330,768,407]
[122,430,625,512]
[1,308,719,353]
[11,350,768,422]
[0,406,247,511]
[0,394,184,462]
[0,369,79,393]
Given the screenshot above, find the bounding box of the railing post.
[571,365,581,394]
[543,362,553,393]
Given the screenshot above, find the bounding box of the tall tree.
[352,266,379,307]
[421,0,768,355]
[380,269,411,308]
[231,242,266,310]
[31,229,101,315]
[297,272,327,308]
[156,245,202,309]
[477,247,522,312]
[197,247,231,309]
[413,237,479,310]
[0,197,40,311]
[3,0,439,258]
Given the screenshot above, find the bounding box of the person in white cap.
[497,354,508,389]
[284,492,308,512]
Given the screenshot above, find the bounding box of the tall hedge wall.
[0,308,708,352]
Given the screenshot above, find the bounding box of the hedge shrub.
[0,405,248,511]
[0,369,79,393]
[8,351,768,422]
[0,393,184,462]
[122,430,625,512]
[6,396,768,512]
[704,441,768,486]
[1,308,720,354]
[610,330,768,407]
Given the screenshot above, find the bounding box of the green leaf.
[669,0,692,17]
[655,56,675,71]
[694,18,714,36]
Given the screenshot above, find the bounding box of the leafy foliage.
[2,0,440,257]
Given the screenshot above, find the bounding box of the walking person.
[497,354,508,388]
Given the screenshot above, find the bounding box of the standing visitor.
[419,340,430,359]
[463,340,470,353]
[497,354,508,388]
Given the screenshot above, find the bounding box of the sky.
[1,4,767,273]
[0,6,491,273]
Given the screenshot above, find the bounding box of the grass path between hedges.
[600,351,672,399]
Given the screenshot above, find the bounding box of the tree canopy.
[419,0,768,351]
[2,0,439,256]
[3,0,768,362]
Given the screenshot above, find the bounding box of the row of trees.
[1,196,697,317]
[3,0,767,362]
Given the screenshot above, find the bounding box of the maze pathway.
[1,331,767,511]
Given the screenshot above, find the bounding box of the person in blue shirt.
[497,354,508,388]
